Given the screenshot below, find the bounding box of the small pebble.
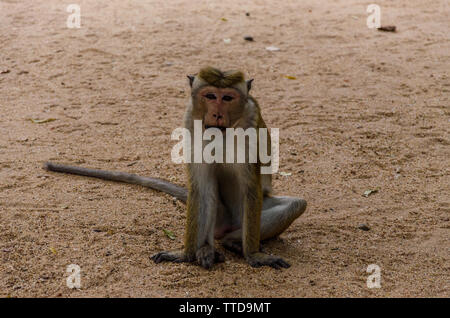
[244,36,254,42]
[358,223,370,231]
[377,25,396,32]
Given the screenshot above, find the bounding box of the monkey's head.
[188,67,253,131]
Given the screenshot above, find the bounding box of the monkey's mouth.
[205,125,227,132]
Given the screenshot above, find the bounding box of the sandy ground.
[0,0,449,298]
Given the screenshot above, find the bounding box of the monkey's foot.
[151,249,188,264]
[196,245,224,269]
[247,252,290,270]
[222,240,243,255]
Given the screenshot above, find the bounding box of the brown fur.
[198,66,245,88]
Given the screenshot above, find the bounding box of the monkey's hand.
[151,247,225,269]
[246,252,291,269]
[151,249,191,264]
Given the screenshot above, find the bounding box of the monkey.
[44,66,307,269]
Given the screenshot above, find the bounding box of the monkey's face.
[194,86,246,131]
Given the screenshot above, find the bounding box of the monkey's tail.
[44,162,188,203]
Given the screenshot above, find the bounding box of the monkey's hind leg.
[259,196,307,241]
[221,196,306,260]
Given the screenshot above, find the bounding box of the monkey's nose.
[212,113,223,120]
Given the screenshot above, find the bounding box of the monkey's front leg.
[151,165,224,269]
[243,183,290,269]
[187,176,225,269]
[151,187,224,267]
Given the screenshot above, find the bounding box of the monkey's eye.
[222,95,234,102]
[204,93,217,100]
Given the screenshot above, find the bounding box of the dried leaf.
[266,46,280,52]
[221,18,228,22]
[49,247,57,255]
[363,189,378,197]
[284,75,297,80]
[163,229,176,240]
[30,118,56,124]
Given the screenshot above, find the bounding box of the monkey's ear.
[246,79,254,92]
[187,75,195,88]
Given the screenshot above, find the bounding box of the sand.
[0,0,448,297]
